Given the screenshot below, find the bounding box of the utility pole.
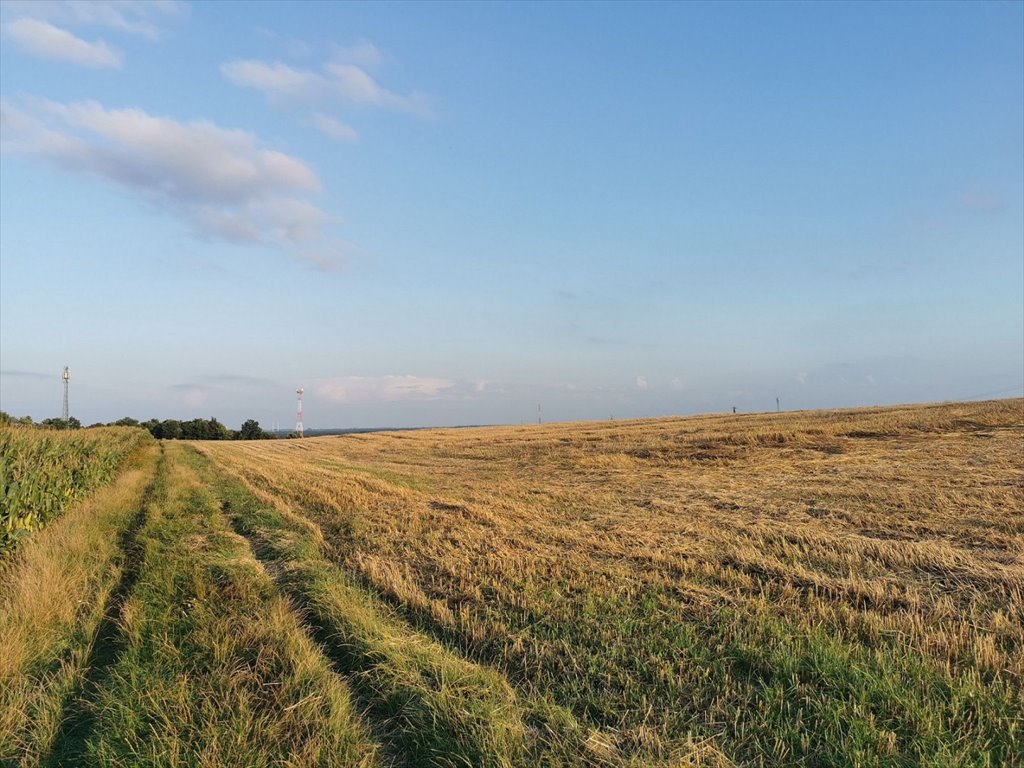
[776,396,780,413]
[296,388,304,438]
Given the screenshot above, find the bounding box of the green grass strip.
[78,444,381,768]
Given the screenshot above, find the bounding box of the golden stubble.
[197,400,1024,690]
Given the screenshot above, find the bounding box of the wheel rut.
[221,501,413,768]
[44,444,166,768]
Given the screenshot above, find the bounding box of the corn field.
[0,426,152,553]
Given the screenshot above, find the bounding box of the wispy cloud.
[2,1,187,39]
[635,376,649,391]
[220,60,324,103]
[315,375,455,403]
[332,39,386,70]
[0,369,53,379]
[1,97,346,268]
[3,18,122,67]
[202,374,277,387]
[221,54,431,116]
[311,113,357,143]
[325,62,429,113]
[1,1,186,67]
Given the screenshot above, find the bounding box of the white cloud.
[192,207,263,244]
[795,372,808,385]
[3,18,122,67]
[316,376,455,403]
[252,197,328,243]
[1,1,185,68]
[332,39,385,70]
[221,60,325,104]
[324,62,428,112]
[222,56,431,116]
[2,1,187,39]
[635,376,649,391]
[1,98,342,268]
[670,377,684,391]
[312,113,357,143]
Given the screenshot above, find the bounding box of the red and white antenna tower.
[296,387,304,438]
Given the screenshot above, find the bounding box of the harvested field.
[196,399,1024,766]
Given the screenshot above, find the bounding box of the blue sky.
[1,0,1021,429]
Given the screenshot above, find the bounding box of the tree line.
[0,413,290,440]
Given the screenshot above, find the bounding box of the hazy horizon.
[2,1,1022,429]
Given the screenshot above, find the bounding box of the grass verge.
[0,442,160,767]
[60,443,381,768]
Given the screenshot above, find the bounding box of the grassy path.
[74,443,382,767]
[45,446,165,766]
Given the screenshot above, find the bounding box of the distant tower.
[296,388,304,438]
[537,403,542,425]
[62,366,70,421]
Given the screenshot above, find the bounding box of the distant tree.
[124,415,275,440]
[238,419,266,440]
[68,417,82,430]
[205,417,231,440]
[41,418,69,430]
[113,417,139,427]
[0,411,11,425]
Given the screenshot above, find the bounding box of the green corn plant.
[0,425,152,554]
